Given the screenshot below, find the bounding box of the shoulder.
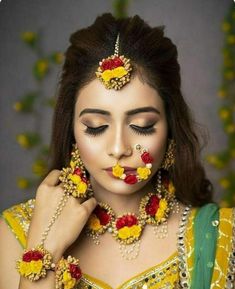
[1,198,35,249]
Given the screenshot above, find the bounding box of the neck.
[89,177,155,215]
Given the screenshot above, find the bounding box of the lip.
[105,166,136,172]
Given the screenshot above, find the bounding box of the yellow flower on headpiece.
[88,214,102,231]
[30,260,43,274]
[77,181,87,194]
[118,226,131,239]
[129,225,141,238]
[112,163,124,178]
[69,174,81,184]
[62,271,76,289]
[137,167,151,180]
[101,66,128,82]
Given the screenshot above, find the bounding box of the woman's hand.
[26,169,97,262]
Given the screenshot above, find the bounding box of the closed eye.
[83,124,156,136]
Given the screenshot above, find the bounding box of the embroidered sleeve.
[210,207,234,289]
[1,199,35,248]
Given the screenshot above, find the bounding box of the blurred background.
[0,0,234,211]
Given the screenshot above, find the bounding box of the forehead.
[75,76,164,116]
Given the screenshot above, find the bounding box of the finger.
[41,169,61,186]
[80,197,97,214]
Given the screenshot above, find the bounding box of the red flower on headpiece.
[101,56,124,71]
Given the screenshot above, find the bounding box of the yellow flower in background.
[219,178,230,189]
[88,214,102,231]
[30,260,43,274]
[62,271,76,289]
[227,35,235,45]
[53,52,64,64]
[118,226,131,239]
[217,89,227,99]
[17,134,30,149]
[112,163,124,178]
[225,124,235,134]
[36,59,49,75]
[68,174,81,184]
[21,31,37,44]
[137,167,151,180]
[17,177,30,189]
[77,181,87,194]
[32,160,47,176]
[225,70,234,80]
[219,108,230,120]
[129,225,141,238]
[222,22,231,32]
[14,101,23,111]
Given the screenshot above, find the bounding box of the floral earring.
[161,139,176,170]
[111,144,154,185]
[59,144,93,199]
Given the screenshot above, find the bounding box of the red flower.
[23,251,33,262]
[94,206,111,226]
[141,152,153,164]
[31,251,43,261]
[125,215,137,227]
[124,174,138,184]
[145,195,160,216]
[81,176,88,184]
[101,57,124,71]
[69,264,82,280]
[116,217,126,229]
[74,168,82,176]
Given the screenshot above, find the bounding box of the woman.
[0,13,234,289]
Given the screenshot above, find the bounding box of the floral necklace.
[85,169,179,260]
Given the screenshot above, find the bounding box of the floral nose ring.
[112,144,154,185]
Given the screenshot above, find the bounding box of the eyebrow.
[79,106,160,117]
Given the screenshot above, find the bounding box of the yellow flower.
[18,261,31,276]
[227,35,235,45]
[21,31,37,44]
[17,177,30,189]
[70,160,78,169]
[30,260,43,274]
[14,101,23,111]
[113,66,128,78]
[219,178,230,189]
[219,109,230,120]
[54,52,64,64]
[129,225,141,238]
[37,59,49,75]
[112,163,124,178]
[217,89,227,99]
[77,181,87,194]
[155,208,165,221]
[137,167,151,180]
[168,181,175,194]
[101,70,113,82]
[17,134,30,148]
[62,271,76,289]
[69,174,81,184]
[159,199,168,211]
[88,214,102,231]
[118,226,131,239]
[222,22,231,32]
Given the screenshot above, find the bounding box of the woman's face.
[74,75,168,195]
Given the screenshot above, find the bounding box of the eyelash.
[84,124,156,136]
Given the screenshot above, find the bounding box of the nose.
[107,125,132,160]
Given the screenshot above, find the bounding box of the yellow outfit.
[1,199,234,289]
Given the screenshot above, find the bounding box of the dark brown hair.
[48,13,213,206]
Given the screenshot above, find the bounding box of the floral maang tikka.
[95,33,132,90]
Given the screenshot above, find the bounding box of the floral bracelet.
[55,255,82,289]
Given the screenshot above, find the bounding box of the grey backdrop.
[0,0,233,211]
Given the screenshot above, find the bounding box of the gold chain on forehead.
[95,33,132,90]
